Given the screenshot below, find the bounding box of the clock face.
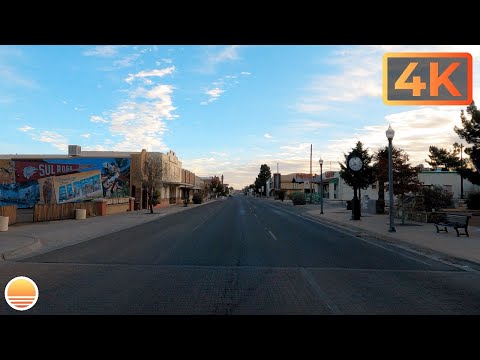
[348,156,363,171]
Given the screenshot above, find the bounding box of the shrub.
[192,192,203,204]
[292,192,306,205]
[466,191,480,210]
[420,185,453,211]
[273,189,286,201]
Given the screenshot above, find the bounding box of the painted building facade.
[0,148,200,210]
[0,155,131,208]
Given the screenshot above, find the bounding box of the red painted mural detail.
[15,161,93,182]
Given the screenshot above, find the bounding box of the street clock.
[347,152,363,172]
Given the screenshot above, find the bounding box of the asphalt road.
[1,196,480,314]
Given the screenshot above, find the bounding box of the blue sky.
[1,45,480,188]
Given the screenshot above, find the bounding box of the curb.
[301,211,480,270]
[1,200,218,261]
[0,236,41,261]
[258,198,480,270]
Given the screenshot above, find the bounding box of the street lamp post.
[386,125,396,232]
[319,158,324,214]
[460,143,464,199]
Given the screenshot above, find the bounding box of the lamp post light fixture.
[319,158,324,214]
[386,125,396,232]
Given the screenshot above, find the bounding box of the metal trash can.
[346,200,352,210]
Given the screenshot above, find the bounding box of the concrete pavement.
[0,200,220,261]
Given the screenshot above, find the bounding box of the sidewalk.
[0,201,214,261]
[262,197,480,266]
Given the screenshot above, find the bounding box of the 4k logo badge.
[383,52,472,105]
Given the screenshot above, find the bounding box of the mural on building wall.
[0,160,15,185]
[0,158,130,208]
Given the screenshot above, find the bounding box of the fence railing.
[106,197,130,205]
[34,202,99,222]
[0,205,17,225]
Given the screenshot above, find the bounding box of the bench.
[434,213,471,237]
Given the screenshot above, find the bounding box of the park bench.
[434,213,471,237]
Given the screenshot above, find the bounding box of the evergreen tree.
[254,164,271,196]
[454,101,480,185]
[425,145,462,171]
[339,141,376,216]
[339,141,376,191]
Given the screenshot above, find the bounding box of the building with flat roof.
[0,145,198,209]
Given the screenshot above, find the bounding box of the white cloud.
[83,45,121,57]
[279,142,312,156]
[32,131,68,151]
[210,151,227,156]
[0,65,37,89]
[90,76,178,151]
[83,145,108,151]
[209,45,240,64]
[162,58,173,64]
[182,153,318,189]
[113,53,140,68]
[90,115,108,124]
[240,71,251,75]
[300,45,480,105]
[202,87,225,104]
[199,71,251,105]
[323,107,467,167]
[18,125,34,132]
[80,133,91,138]
[264,133,272,139]
[206,88,224,98]
[197,46,242,73]
[125,66,175,83]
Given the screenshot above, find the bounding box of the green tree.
[339,141,376,216]
[210,176,225,195]
[454,101,480,185]
[425,145,462,171]
[254,164,271,196]
[393,150,423,224]
[373,146,402,214]
[420,185,453,212]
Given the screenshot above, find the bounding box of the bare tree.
[143,152,164,214]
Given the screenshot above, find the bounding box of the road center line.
[268,230,278,241]
[192,218,209,232]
